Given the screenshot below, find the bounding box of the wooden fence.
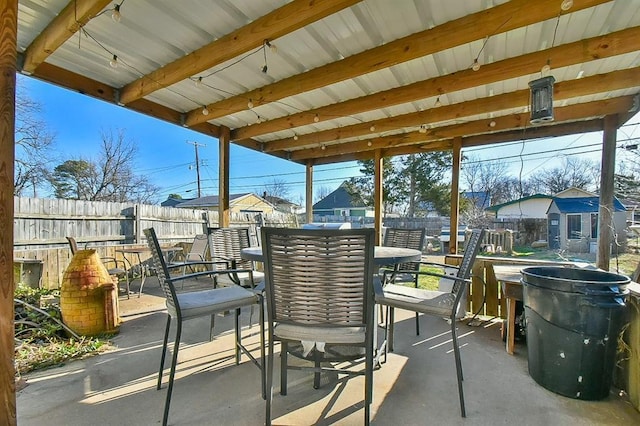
[12,197,298,289]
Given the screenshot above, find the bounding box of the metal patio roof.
[14,0,640,165]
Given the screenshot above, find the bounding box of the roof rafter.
[261,66,639,153]
[290,95,636,163]
[184,0,610,127]
[231,26,640,140]
[21,0,112,74]
[117,0,360,105]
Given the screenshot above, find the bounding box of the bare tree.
[261,178,290,200]
[528,157,598,194]
[49,129,160,203]
[14,86,56,196]
[314,185,333,203]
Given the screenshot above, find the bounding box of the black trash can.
[521,266,629,400]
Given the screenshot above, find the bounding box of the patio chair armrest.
[373,275,384,298]
[392,268,471,285]
[101,256,126,270]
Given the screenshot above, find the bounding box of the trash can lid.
[521,266,629,294]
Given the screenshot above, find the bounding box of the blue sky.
[19,75,640,204]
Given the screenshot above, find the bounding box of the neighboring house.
[547,196,626,252]
[175,193,276,214]
[485,194,553,219]
[554,187,596,198]
[462,191,492,211]
[620,198,640,225]
[161,196,194,207]
[262,192,303,214]
[313,182,373,218]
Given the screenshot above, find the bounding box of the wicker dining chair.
[207,227,265,289]
[261,227,376,425]
[144,227,265,426]
[379,228,426,334]
[168,233,210,275]
[376,228,485,418]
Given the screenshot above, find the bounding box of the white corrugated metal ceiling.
[15,0,640,164]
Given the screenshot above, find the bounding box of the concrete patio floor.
[17,276,640,425]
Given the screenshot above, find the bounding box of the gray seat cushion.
[274,323,366,345]
[376,284,456,317]
[167,286,258,320]
[216,270,265,288]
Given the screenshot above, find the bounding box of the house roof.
[13,1,640,166]
[551,196,626,213]
[313,182,367,210]
[160,196,194,207]
[485,194,552,212]
[462,191,492,209]
[175,193,252,208]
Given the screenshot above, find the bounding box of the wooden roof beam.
[288,95,636,162]
[260,66,639,152]
[21,0,112,74]
[232,25,640,140]
[118,0,360,105]
[185,0,609,127]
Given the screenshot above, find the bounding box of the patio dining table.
[241,245,422,266]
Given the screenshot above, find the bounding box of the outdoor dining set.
[104,226,484,426]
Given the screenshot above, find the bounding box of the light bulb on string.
[112,4,121,23]
[265,40,277,53]
[472,59,481,71]
[541,59,551,75]
[434,97,442,107]
[109,54,118,68]
[202,106,209,116]
[293,134,299,141]
[314,114,320,123]
[194,77,203,88]
[419,124,428,134]
[561,0,573,11]
[247,99,254,109]
[369,125,376,132]
[261,64,268,73]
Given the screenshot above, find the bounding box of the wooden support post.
[306,162,313,224]
[450,137,462,254]
[597,115,618,270]
[0,1,17,423]
[218,125,230,228]
[374,150,384,245]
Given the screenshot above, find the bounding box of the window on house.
[591,213,598,239]
[567,214,582,239]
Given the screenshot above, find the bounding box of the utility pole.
[186,141,206,197]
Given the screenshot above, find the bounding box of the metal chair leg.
[451,319,466,417]
[259,295,266,400]
[162,319,182,426]
[157,316,171,390]
[235,308,241,364]
[313,350,321,389]
[280,341,288,395]
[266,334,274,426]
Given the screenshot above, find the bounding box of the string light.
[256,116,263,124]
[109,54,118,68]
[261,64,268,73]
[321,145,326,150]
[112,4,122,23]
[314,114,320,123]
[560,0,573,11]
[369,125,376,132]
[489,120,496,127]
[434,97,442,107]
[194,76,202,88]
[265,39,277,53]
[419,124,428,133]
[472,58,481,71]
[293,134,299,141]
[202,106,209,116]
[367,141,372,147]
[541,59,551,75]
[247,99,254,109]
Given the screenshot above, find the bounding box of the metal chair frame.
[144,227,265,426]
[261,227,376,425]
[377,228,485,418]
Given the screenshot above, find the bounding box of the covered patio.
[16,277,640,425]
[2,0,640,423]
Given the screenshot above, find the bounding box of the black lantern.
[529,76,555,124]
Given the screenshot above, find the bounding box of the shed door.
[548,213,560,249]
